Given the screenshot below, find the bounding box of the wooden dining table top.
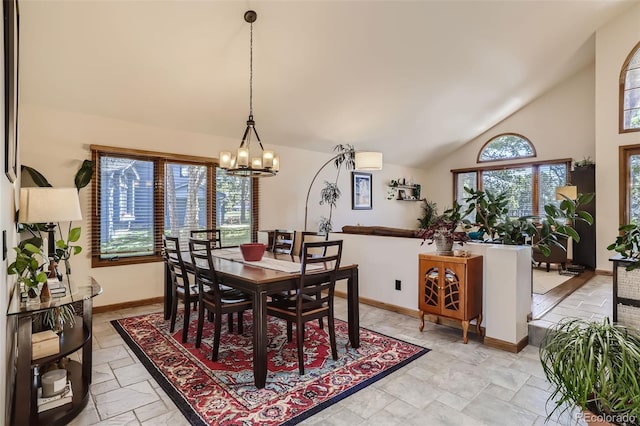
[181,248,356,285]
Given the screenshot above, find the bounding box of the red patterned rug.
[111,310,429,425]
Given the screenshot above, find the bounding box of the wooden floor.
[531,270,595,320]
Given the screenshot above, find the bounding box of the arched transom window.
[477,133,536,163]
[620,41,640,133]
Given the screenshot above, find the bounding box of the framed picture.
[3,0,19,183]
[352,171,372,210]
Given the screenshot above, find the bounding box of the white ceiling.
[18,0,637,168]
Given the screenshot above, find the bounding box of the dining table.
[163,248,360,389]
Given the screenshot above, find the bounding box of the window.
[215,168,257,247]
[477,133,536,163]
[91,145,259,267]
[620,144,640,224]
[620,41,640,133]
[452,159,570,218]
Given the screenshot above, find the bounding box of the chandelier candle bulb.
[252,157,262,168]
[237,148,249,167]
[263,151,274,168]
[220,151,232,169]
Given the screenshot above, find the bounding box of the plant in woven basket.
[608,223,640,271]
[539,317,640,425]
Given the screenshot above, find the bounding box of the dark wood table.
[163,251,360,388]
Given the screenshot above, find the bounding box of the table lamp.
[18,187,82,288]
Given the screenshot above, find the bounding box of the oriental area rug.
[112,310,429,425]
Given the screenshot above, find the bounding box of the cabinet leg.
[419,311,425,331]
[476,314,482,336]
[462,320,470,344]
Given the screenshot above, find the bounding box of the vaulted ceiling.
[18,1,637,167]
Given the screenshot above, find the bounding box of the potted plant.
[607,223,640,270]
[417,199,438,229]
[462,187,594,253]
[418,202,469,255]
[540,317,640,425]
[303,144,356,233]
[8,241,48,301]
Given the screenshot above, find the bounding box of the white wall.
[20,104,428,307]
[1,12,17,423]
[595,2,640,271]
[423,64,596,210]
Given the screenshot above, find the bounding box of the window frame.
[619,144,640,225]
[620,41,640,134]
[90,145,259,268]
[476,133,537,163]
[452,158,571,217]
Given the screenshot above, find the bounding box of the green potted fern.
[539,317,640,425]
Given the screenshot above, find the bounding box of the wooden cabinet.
[418,254,482,343]
[8,277,101,426]
[571,165,596,269]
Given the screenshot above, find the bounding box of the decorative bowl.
[240,243,266,261]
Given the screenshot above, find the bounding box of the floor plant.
[539,317,640,425]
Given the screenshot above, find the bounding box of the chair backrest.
[163,235,190,291]
[272,229,296,254]
[298,231,327,257]
[297,240,343,303]
[190,229,222,248]
[188,238,223,302]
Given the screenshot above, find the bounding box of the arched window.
[620,41,640,133]
[477,133,536,163]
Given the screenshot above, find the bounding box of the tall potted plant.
[540,317,640,425]
[304,144,355,234]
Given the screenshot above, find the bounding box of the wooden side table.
[418,253,483,343]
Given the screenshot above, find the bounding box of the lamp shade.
[355,151,383,170]
[555,185,577,201]
[18,187,83,223]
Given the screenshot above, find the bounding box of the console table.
[7,276,102,426]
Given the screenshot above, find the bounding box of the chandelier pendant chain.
[219,10,276,177]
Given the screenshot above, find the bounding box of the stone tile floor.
[68,278,614,425]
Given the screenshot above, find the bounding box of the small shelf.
[36,360,90,426]
[387,183,421,201]
[32,317,89,366]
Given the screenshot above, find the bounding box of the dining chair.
[297,231,328,258]
[272,229,296,255]
[163,235,199,343]
[190,229,222,248]
[267,239,343,375]
[188,238,253,361]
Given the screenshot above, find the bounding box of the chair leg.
[296,318,305,375]
[287,321,293,342]
[328,313,338,361]
[169,291,178,333]
[182,299,191,343]
[208,311,214,322]
[196,302,205,348]
[316,291,324,330]
[546,262,550,272]
[237,311,243,334]
[228,313,234,333]
[212,311,222,361]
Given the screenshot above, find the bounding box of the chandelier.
[219,10,278,178]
